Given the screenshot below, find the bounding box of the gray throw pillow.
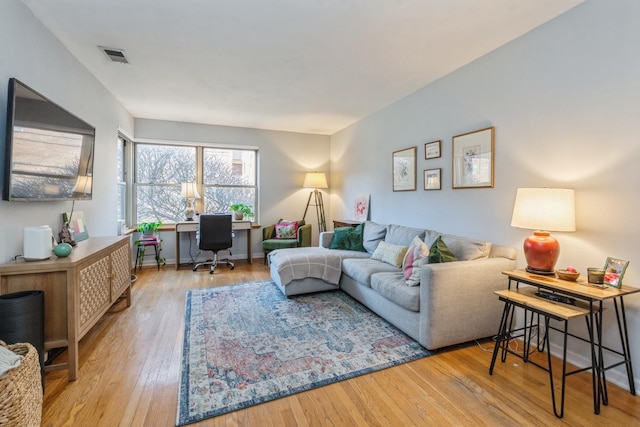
[363,221,387,254]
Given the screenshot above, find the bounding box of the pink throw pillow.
[274,221,299,239]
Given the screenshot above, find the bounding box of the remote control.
[535,291,576,305]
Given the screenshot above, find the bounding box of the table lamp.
[511,188,575,275]
[302,172,328,233]
[181,182,201,221]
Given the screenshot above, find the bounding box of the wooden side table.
[332,219,363,228]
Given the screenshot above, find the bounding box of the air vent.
[99,46,128,64]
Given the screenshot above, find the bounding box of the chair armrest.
[263,224,276,240]
[297,224,312,247]
[319,231,334,248]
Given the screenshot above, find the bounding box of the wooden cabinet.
[333,219,363,228]
[0,236,131,381]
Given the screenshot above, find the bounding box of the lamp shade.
[511,188,575,274]
[511,188,575,232]
[303,172,328,189]
[180,182,201,199]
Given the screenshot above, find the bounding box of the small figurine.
[58,223,77,247]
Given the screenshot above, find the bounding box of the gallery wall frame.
[452,126,494,189]
[424,140,441,159]
[424,168,441,190]
[392,146,417,192]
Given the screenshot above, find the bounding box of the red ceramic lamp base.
[523,230,559,275]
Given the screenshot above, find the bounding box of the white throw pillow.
[371,241,408,268]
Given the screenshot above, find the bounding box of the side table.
[333,219,363,228]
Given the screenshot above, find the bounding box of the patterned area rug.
[177,281,430,426]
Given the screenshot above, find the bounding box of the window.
[116,136,127,227]
[134,142,257,224]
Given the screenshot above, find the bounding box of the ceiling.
[21,0,583,135]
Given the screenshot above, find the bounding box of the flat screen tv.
[2,78,95,201]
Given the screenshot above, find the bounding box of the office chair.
[192,214,235,274]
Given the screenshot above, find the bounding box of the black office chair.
[192,214,235,274]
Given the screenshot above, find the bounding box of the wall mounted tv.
[2,78,95,201]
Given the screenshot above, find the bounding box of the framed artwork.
[392,146,417,191]
[353,194,370,221]
[603,257,629,288]
[63,210,89,242]
[452,126,494,189]
[424,168,441,190]
[424,140,441,159]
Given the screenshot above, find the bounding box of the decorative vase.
[523,231,559,274]
[53,242,73,258]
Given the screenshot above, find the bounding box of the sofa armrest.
[418,256,517,349]
[297,223,312,247]
[319,231,334,248]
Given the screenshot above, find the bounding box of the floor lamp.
[302,172,328,233]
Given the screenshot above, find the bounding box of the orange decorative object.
[523,230,559,274]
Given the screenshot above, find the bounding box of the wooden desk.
[175,220,253,270]
[490,270,640,417]
[332,219,363,228]
[0,236,131,381]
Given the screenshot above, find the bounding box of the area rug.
[176,281,430,426]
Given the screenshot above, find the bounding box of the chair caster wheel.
[230,265,235,270]
[209,270,214,275]
[192,267,197,272]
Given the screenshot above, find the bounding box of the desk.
[175,220,253,270]
[490,270,640,417]
[332,219,363,228]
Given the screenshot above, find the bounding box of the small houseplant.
[229,203,253,220]
[137,220,162,237]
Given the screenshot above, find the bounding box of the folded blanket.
[0,345,23,379]
[271,248,342,286]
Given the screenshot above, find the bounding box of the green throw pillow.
[429,236,458,263]
[330,223,366,252]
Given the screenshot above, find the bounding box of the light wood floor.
[41,261,640,426]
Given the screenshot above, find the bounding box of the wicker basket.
[0,340,43,427]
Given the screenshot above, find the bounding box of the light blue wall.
[0,0,134,262]
[330,0,640,390]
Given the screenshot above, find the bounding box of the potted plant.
[137,220,162,237]
[229,203,253,220]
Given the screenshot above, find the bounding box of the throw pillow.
[329,223,366,251]
[274,221,298,239]
[402,236,430,286]
[429,236,458,263]
[371,240,408,268]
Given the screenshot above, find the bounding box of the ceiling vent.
[99,46,128,64]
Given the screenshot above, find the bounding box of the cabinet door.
[78,256,111,336]
[111,242,131,302]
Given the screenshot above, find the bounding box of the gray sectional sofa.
[268,221,517,350]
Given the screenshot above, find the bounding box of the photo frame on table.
[603,257,629,288]
[424,168,441,190]
[424,140,441,159]
[392,146,417,191]
[63,211,89,242]
[452,126,494,189]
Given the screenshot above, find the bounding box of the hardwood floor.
[41,261,639,426]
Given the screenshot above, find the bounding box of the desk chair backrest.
[197,214,233,251]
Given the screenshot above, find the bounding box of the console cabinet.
[0,236,131,381]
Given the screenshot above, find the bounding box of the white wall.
[0,0,134,263]
[134,118,330,262]
[331,0,640,390]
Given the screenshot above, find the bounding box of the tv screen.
[2,78,95,201]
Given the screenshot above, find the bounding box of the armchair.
[262,219,312,264]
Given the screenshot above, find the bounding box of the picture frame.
[424,140,441,159]
[452,126,494,189]
[392,146,417,191]
[603,257,629,288]
[63,211,90,242]
[353,193,370,221]
[423,168,441,190]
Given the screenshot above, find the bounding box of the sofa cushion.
[371,241,408,268]
[424,230,492,261]
[263,238,298,251]
[329,223,366,251]
[402,236,430,286]
[371,272,420,312]
[363,221,387,254]
[385,224,426,247]
[342,258,400,287]
[429,236,458,263]
[274,221,298,239]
